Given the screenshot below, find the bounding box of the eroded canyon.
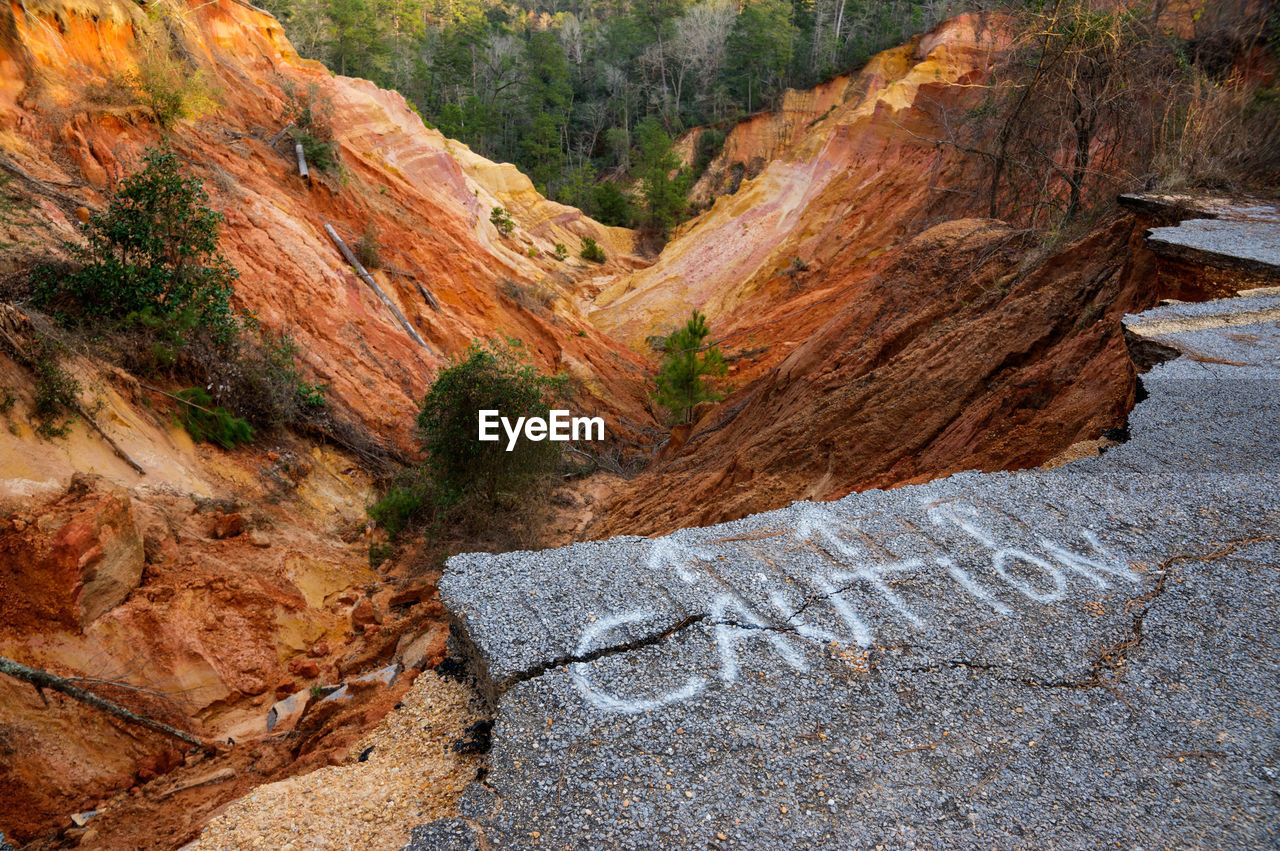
[0,0,1275,847]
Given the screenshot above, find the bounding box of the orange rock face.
[592,217,1164,537]
[0,13,663,833]
[0,473,143,630]
[0,0,657,451]
[581,14,1226,538]
[589,15,1006,355]
[0,454,446,844]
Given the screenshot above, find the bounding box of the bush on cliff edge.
[368,339,567,554]
[29,143,327,445]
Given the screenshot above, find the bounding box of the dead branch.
[0,655,215,752]
[562,446,625,475]
[77,404,147,475]
[323,220,430,349]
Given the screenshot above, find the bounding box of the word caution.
[571,500,1141,713]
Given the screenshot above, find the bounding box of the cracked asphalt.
[407,291,1280,849]
[1121,193,1280,274]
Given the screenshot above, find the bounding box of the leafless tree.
[670,0,736,120]
[558,13,585,66]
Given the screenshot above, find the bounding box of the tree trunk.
[832,0,846,67]
[989,0,1063,218]
[1064,107,1096,223]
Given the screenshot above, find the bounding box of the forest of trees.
[260,0,956,227]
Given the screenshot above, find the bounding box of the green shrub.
[176,387,255,449]
[296,129,338,173]
[367,339,568,550]
[128,62,215,127]
[490,206,515,236]
[355,227,381,270]
[282,79,339,173]
[115,8,216,126]
[416,338,567,503]
[195,324,318,432]
[367,467,438,540]
[653,310,727,424]
[369,485,427,540]
[368,541,396,568]
[553,242,568,261]
[31,335,81,439]
[32,144,239,343]
[297,381,327,408]
[27,143,328,443]
[580,236,606,263]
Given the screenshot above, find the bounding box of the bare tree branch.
[0,655,217,752]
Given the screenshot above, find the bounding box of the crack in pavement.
[1026,532,1278,695]
[494,533,1277,699]
[495,613,708,694]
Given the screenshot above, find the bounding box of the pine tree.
[653,309,726,424]
[727,0,797,113]
[634,116,689,233]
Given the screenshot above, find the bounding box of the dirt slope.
[592,217,1166,536]
[0,0,655,844]
[0,0,656,448]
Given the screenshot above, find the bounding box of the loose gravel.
[190,671,484,851]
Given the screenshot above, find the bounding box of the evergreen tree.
[653,309,726,424]
[727,0,797,113]
[327,0,390,78]
[557,161,599,213]
[520,31,573,193]
[634,116,689,233]
[593,182,634,227]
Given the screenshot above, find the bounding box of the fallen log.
[323,221,429,350]
[0,655,215,752]
[77,406,146,475]
[268,122,295,147]
[295,142,309,178]
[0,154,92,211]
